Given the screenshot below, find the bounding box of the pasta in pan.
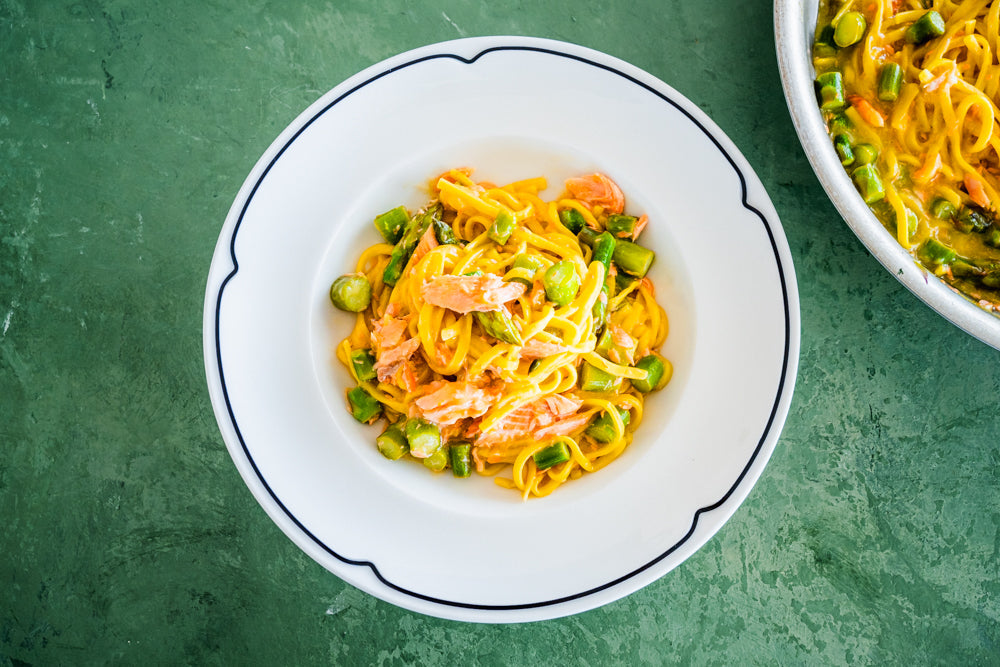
[328,168,672,499]
[813,0,1000,308]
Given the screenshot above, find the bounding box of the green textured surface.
[2,0,999,663]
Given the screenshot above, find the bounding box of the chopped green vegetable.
[829,113,853,133]
[559,208,586,234]
[577,227,599,248]
[930,197,957,221]
[376,422,408,460]
[329,273,372,312]
[986,227,1000,249]
[606,214,638,239]
[432,218,461,245]
[595,325,633,361]
[350,349,377,382]
[613,240,655,277]
[383,203,440,286]
[474,309,523,346]
[813,24,838,58]
[488,210,515,245]
[422,447,448,472]
[533,441,571,470]
[815,71,846,111]
[592,232,616,270]
[852,164,885,203]
[834,134,855,166]
[917,238,957,265]
[590,232,616,332]
[373,206,409,244]
[954,205,993,234]
[592,285,609,334]
[614,271,638,294]
[853,143,879,166]
[347,386,382,424]
[579,362,620,392]
[950,258,982,277]
[449,442,472,478]
[906,10,945,45]
[585,407,631,443]
[544,260,581,306]
[878,62,903,102]
[982,269,1000,288]
[630,354,671,393]
[509,253,544,286]
[404,418,441,458]
[834,11,866,47]
[421,447,448,472]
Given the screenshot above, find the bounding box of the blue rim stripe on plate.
[212,43,794,612]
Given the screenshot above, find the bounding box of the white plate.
[203,36,800,623]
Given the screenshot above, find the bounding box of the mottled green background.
[2,0,999,664]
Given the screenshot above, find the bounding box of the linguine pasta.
[331,168,671,499]
[813,0,1000,309]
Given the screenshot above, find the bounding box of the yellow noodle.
[332,168,672,497]
[815,0,1000,309]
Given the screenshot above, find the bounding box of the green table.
[3,1,998,663]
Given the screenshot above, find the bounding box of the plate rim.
[203,35,800,621]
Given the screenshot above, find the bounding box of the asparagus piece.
[383,203,442,286]
[559,208,586,234]
[577,227,599,247]
[509,253,544,286]
[373,206,409,244]
[585,407,631,443]
[815,71,846,110]
[630,354,672,393]
[813,24,837,58]
[834,134,855,166]
[474,309,523,346]
[917,238,957,265]
[853,143,879,166]
[404,418,442,458]
[930,198,957,221]
[852,164,885,203]
[591,231,616,332]
[347,386,382,424]
[878,63,903,102]
[432,218,461,245]
[834,11,866,47]
[579,362,620,392]
[613,240,655,277]
[544,260,581,306]
[488,210,515,245]
[906,11,945,45]
[422,447,448,472]
[954,205,993,233]
[606,214,638,239]
[329,273,372,312]
[592,232,616,270]
[350,349,377,382]
[376,422,408,460]
[449,442,473,478]
[533,441,571,470]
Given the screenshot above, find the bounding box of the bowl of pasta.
[776,0,1000,350]
[204,36,799,622]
